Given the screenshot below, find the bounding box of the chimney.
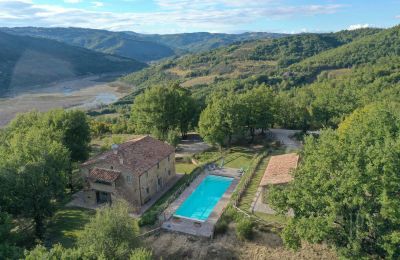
[111,144,119,155]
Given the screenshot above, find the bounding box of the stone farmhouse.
[80,136,176,213]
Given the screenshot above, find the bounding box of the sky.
[0,0,399,34]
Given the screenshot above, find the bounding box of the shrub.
[214,219,228,235]
[130,247,153,260]
[139,210,159,226]
[236,218,254,240]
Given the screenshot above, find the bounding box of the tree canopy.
[269,102,400,259]
[131,83,197,141]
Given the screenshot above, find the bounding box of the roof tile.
[260,153,299,186]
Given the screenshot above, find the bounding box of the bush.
[139,210,159,226]
[236,218,253,240]
[214,219,228,235]
[130,247,153,260]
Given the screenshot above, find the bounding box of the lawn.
[220,148,256,169]
[175,162,197,174]
[45,207,95,248]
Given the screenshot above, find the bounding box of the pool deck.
[161,167,240,237]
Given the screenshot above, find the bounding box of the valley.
[0,75,131,127]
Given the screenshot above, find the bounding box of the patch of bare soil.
[143,225,337,260]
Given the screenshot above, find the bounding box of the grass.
[217,147,257,169]
[175,162,197,174]
[45,207,95,248]
[254,211,287,225]
[238,156,270,211]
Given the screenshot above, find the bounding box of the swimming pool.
[174,175,233,221]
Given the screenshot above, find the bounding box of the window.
[126,175,132,184]
[157,163,160,169]
[168,170,171,176]
[110,166,113,170]
[168,155,170,162]
[146,187,150,194]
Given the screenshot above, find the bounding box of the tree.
[44,109,91,162]
[0,211,22,259]
[198,92,244,148]
[131,83,197,140]
[77,200,140,260]
[269,102,400,259]
[24,244,84,260]
[0,126,70,238]
[240,84,275,141]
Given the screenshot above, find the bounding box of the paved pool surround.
[162,167,240,237]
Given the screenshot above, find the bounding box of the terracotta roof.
[89,168,121,182]
[82,136,175,176]
[260,153,299,186]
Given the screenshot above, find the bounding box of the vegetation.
[236,218,254,240]
[25,201,143,260]
[131,83,198,140]
[0,109,91,240]
[45,207,94,248]
[269,102,400,259]
[199,85,275,147]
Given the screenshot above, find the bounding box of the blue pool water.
[175,175,233,221]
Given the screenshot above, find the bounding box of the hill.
[2,28,287,62]
[288,25,400,84]
[121,28,382,91]
[0,31,146,96]
[1,27,176,63]
[126,31,286,54]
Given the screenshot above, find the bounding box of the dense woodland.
[1,25,400,259]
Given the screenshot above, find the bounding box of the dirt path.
[269,129,302,151]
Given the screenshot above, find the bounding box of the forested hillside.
[118,26,400,132]
[287,25,400,85]
[121,28,381,91]
[2,28,286,62]
[1,27,175,63]
[0,31,146,96]
[127,31,286,54]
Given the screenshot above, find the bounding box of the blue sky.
[0,0,399,34]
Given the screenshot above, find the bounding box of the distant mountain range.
[0,31,146,96]
[1,27,286,62]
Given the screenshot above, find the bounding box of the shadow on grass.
[45,207,95,248]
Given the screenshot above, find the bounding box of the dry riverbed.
[0,75,133,127]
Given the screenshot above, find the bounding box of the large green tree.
[77,200,140,259]
[44,109,91,162]
[240,84,275,140]
[0,126,70,238]
[131,83,197,140]
[198,92,244,148]
[269,102,400,259]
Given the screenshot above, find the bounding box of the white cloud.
[0,0,345,33]
[64,0,81,3]
[91,1,103,7]
[396,15,400,19]
[348,24,370,30]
